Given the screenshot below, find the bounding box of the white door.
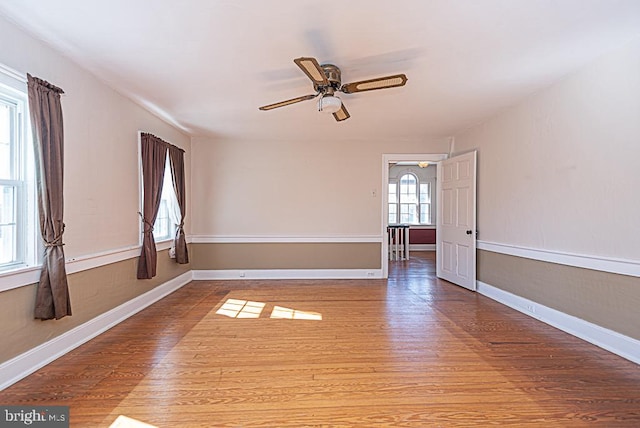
[436,151,477,291]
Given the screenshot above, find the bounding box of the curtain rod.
[140,131,185,153]
[0,62,27,83]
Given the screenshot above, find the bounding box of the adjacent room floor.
[1,252,639,427]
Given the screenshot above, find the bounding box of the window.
[399,173,418,223]
[419,182,431,224]
[389,172,433,225]
[153,155,177,241]
[0,79,37,271]
[388,182,398,224]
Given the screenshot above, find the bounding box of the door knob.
[466,230,472,235]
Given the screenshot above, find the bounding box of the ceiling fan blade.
[333,103,350,122]
[259,94,317,111]
[341,74,408,94]
[294,57,329,86]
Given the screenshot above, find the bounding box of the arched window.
[399,173,418,223]
[389,172,432,225]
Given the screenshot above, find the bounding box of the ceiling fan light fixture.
[318,95,342,114]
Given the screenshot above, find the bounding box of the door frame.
[381,153,448,278]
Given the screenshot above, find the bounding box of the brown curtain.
[137,133,168,279]
[168,145,189,264]
[27,74,72,320]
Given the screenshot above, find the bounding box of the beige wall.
[478,250,640,340]
[0,16,192,364]
[191,136,449,237]
[454,39,640,261]
[191,242,381,270]
[454,39,640,339]
[0,15,192,259]
[0,250,189,363]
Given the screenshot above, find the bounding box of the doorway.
[381,153,448,278]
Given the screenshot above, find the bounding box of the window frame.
[388,180,398,224]
[398,172,418,224]
[0,76,38,273]
[419,181,432,225]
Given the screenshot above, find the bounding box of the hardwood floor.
[1,252,639,427]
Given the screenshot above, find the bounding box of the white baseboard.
[409,244,435,251]
[192,269,383,280]
[0,271,193,391]
[477,280,640,365]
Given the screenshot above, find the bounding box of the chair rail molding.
[477,240,640,277]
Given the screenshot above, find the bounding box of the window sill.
[0,265,42,293]
[155,238,174,251]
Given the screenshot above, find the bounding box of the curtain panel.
[137,133,168,279]
[168,145,189,264]
[27,74,72,320]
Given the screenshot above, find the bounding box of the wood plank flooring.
[1,252,639,427]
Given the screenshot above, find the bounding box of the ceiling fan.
[259,57,408,122]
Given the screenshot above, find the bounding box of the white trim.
[137,131,144,246]
[0,239,182,293]
[65,245,141,275]
[0,271,193,391]
[0,63,27,83]
[193,269,383,280]
[0,266,41,292]
[190,235,382,244]
[383,153,449,164]
[477,280,640,365]
[478,240,640,277]
[0,77,36,280]
[410,244,436,251]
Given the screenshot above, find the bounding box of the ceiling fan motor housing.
[314,64,342,93]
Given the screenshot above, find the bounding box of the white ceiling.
[1,0,639,143]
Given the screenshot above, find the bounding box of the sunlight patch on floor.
[215,299,322,320]
[216,299,266,318]
[109,415,158,428]
[271,305,323,320]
